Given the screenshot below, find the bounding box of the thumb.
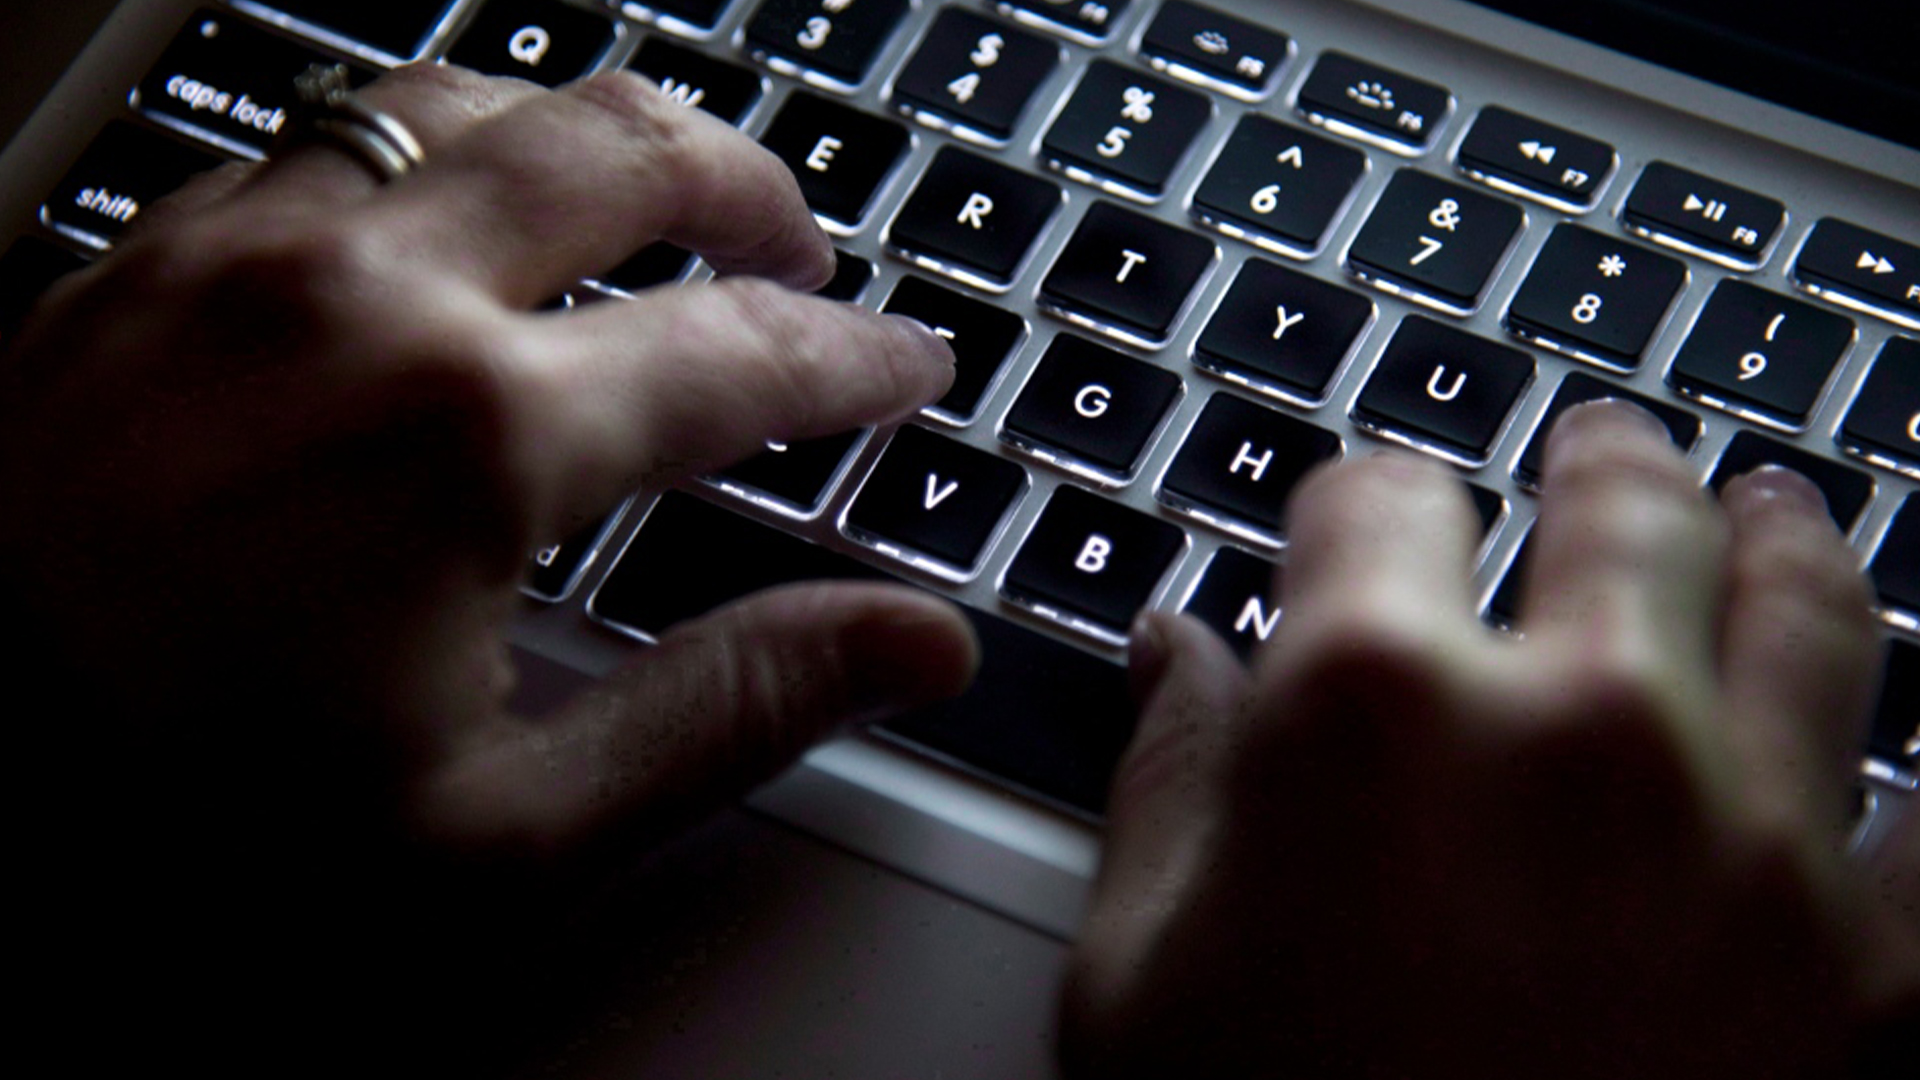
[414,581,978,860]
[1068,612,1249,1032]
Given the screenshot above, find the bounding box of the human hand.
[2,63,974,1050]
[1063,401,1920,1077]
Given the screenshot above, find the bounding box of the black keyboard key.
[1158,392,1341,540]
[0,236,89,344]
[525,503,626,602]
[1506,224,1688,370]
[1192,258,1374,403]
[1294,51,1451,153]
[594,491,880,636]
[1794,218,1920,331]
[879,275,1027,421]
[1346,170,1524,315]
[890,10,1058,142]
[759,91,909,228]
[1467,482,1507,539]
[744,0,910,88]
[1454,106,1616,210]
[1351,316,1534,465]
[1707,429,1874,532]
[1041,61,1211,200]
[842,424,1029,573]
[714,429,866,511]
[1513,371,1702,489]
[42,121,227,249]
[626,36,763,124]
[136,9,365,155]
[592,242,692,293]
[1138,0,1290,98]
[813,250,873,300]
[592,490,1137,814]
[1839,336,1920,474]
[1039,202,1216,346]
[995,0,1131,43]
[1002,485,1186,638]
[1002,334,1183,481]
[1621,162,1785,269]
[1180,546,1280,659]
[253,0,459,61]
[444,0,621,85]
[878,606,1134,815]
[1872,493,1920,619]
[886,145,1062,290]
[1189,115,1367,257]
[1865,639,1919,771]
[1667,281,1856,428]
[626,0,734,33]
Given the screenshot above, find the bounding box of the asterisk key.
[1598,254,1627,278]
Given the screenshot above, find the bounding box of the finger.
[1267,451,1483,682]
[1073,613,1250,1018]
[126,160,257,235]
[514,275,954,535]
[357,71,833,305]
[413,582,978,857]
[1716,466,1879,824]
[235,63,541,208]
[1520,400,1727,711]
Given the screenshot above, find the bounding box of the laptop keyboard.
[4,0,1918,819]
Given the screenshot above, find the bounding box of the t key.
[1039,201,1217,347]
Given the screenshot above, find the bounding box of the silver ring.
[289,64,426,184]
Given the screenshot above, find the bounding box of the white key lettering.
[1411,235,1444,265]
[1096,126,1131,158]
[970,33,1003,67]
[77,188,139,223]
[805,135,842,172]
[923,474,960,509]
[957,191,994,229]
[1272,305,1306,341]
[533,544,561,568]
[1074,383,1112,418]
[658,78,706,108]
[1228,441,1272,482]
[1426,365,1466,402]
[1115,249,1147,283]
[1907,411,1918,443]
[947,72,981,104]
[798,16,831,50]
[1233,595,1281,640]
[1074,534,1113,573]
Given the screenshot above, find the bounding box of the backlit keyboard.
[4,0,1916,819]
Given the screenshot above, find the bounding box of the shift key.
[1794,218,1920,330]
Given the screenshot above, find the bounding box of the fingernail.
[1364,448,1448,482]
[1722,464,1830,522]
[1544,398,1671,474]
[1128,612,1173,702]
[887,314,957,366]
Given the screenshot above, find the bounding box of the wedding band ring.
[289,64,426,184]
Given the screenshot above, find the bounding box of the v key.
[845,426,1028,574]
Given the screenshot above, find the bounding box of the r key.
[1038,201,1217,347]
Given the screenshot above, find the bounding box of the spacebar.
[592,491,1135,815]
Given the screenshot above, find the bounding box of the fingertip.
[837,588,980,720]
[1543,397,1676,477]
[1721,464,1832,528]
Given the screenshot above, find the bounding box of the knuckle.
[562,70,688,153]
